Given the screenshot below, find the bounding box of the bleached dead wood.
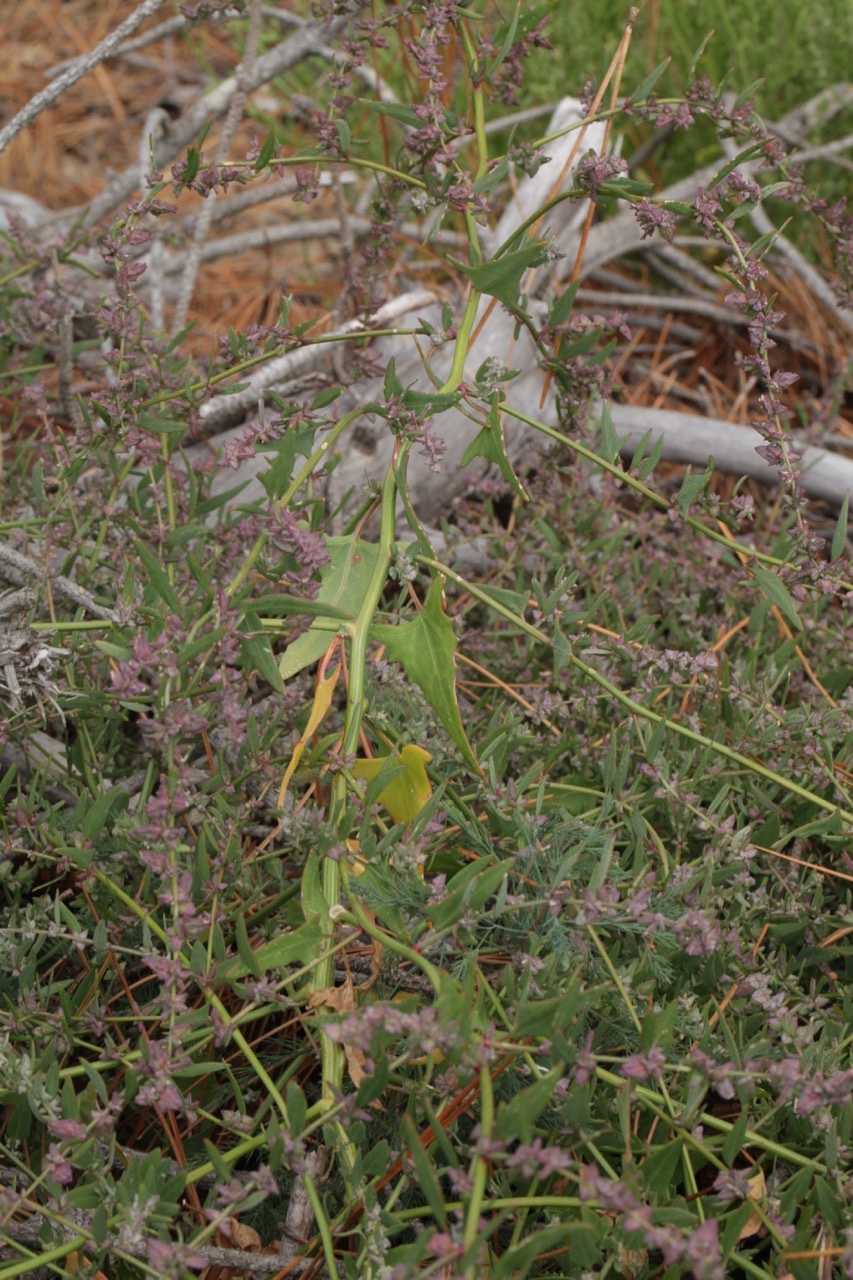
[197,79,853,526]
[608,405,853,508]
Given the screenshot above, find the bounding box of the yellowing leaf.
[346,836,368,876]
[353,744,433,824]
[277,661,340,809]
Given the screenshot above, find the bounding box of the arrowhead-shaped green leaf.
[461,398,527,498]
[279,536,385,680]
[371,578,481,774]
[452,239,550,308]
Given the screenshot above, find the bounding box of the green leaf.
[79,788,128,840]
[371,577,480,773]
[426,859,514,932]
[401,387,462,414]
[751,564,801,628]
[491,1226,597,1280]
[353,745,433,824]
[640,1002,679,1053]
[562,327,606,359]
[453,239,550,308]
[633,430,665,480]
[234,912,261,978]
[301,851,329,925]
[830,489,849,561]
[183,145,200,185]
[549,279,579,328]
[733,79,764,111]
[722,1109,751,1166]
[134,540,180,612]
[474,156,509,194]
[720,1202,755,1258]
[640,1137,684,1193]
[356,1052,390,1107]
[311,386,342,410]
[240,611,285,693]
[165,322,196,355]
[495,1067,562,1144]
[195,480,252,517]
[475,584,530,615]
[402,1115,447,1225]
[253,126,278,173]
[286,1081,307,1136]
[598,401,625,465]
[485,1,551,77]
[747,228,782,259]
[461,398,526,498]
[707,141,766,192]
[137,413,186,437]
[216,919,324,982]
[279,536,385,680]
[363,1139,391,1177]
[203,1139,232,1182]
[260,422,317,499]
[384,357,404,401]
[629,58,671,103]
[675,463,714,516]
[356,100,427,130]
[335,118,351,151]
[165,522,206,547]
[598,176,653,199]
[91,1205,108,1247]
[245,592,351,620]
[514,984,583,1037]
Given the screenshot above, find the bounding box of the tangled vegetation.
[0,2,851,1278]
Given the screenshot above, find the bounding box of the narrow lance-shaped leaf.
[751,563,801,629]
[277,662,341,808]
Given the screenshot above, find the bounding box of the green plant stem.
[595,1065,826,1172]
[136,326,420,415]
[305,460,398,1177]
[0,1236,150,1280]
[441,285,482,393]
[586,924,642,1033]
[93,868,291,1125]
[416,554,853,827]
[32,619,114,632]
[463,1064,493,1274]
[304,1172,338,1279]
[333,900,445,998]
[339,460,398,761]
[506,399,853,594]
[226,404,373,598]
[568,647,853,824]
[392,1195,583,1222]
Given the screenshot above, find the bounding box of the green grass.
[531,0,853,120]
